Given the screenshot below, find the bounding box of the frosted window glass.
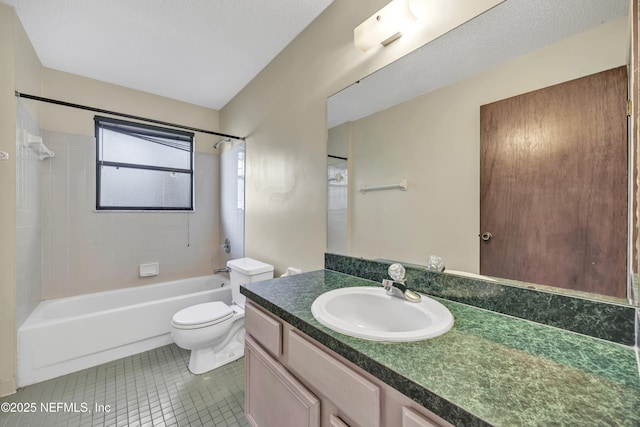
[98,128,191,169]
[99,166,191,209]
[95,116,194,210]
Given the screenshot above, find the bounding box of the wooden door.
[480,66,628,298]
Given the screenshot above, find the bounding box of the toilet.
[170,257,274,374]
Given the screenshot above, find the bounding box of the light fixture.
[408,0,429,17]
[354,0,417,52]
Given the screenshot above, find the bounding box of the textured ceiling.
[328,0,630,128]
[3,0,334,109]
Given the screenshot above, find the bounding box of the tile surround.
[15,100,42,329]
[40,131,221,299]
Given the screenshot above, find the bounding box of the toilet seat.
[172,302,234,330]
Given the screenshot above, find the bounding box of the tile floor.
[0,344,249,427]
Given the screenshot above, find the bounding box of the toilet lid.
[172,302,233,326]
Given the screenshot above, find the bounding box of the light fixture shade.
[408,0,429,17]
[354,0,417,52]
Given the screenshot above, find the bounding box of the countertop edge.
[241,286,492,427]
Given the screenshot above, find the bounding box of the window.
[237,149,245,210]
[95,116,194,210]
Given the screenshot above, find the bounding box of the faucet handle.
[388,263,406,282]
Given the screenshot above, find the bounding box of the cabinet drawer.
[245,302,282,356]
[245,336,320,427]
[402,407,441,427]
[288,331,380,427]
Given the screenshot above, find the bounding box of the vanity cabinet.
[244,302,452,427]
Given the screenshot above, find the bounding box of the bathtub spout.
[214,267,230,274]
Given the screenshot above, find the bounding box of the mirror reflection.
[327,0,633,304]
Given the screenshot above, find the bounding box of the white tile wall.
[41,130,221,299]
[15,100,43,328]
[220,142,245,263]
[327,158,348,255]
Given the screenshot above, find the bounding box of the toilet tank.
[226,257,274,307]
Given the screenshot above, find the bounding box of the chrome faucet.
[213,267,230,274]
[382,263,422,303]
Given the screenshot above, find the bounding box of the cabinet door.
[245,336,320,427]
[330,414,351,427]
[402,407,441,427]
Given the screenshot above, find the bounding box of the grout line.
[0,344,247,427]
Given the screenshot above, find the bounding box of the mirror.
[327,0,634,305]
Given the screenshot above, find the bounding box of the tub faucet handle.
[220,238,231,254]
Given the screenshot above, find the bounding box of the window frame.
[95,115,195,211]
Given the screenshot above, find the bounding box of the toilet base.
[187,328,245,374]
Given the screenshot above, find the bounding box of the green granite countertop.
[240,270,640,427]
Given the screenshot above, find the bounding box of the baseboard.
[0,376,16,397]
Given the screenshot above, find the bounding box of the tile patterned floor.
[0,344,249,427]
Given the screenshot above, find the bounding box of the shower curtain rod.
[14,91,245,141]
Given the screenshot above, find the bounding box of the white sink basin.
[311,287,454,342]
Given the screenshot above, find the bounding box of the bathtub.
[17,275,231,387]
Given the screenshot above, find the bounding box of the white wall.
[0,3,42,397]
[0,5,18,397]
[341,18,627,272]
[41,68,220,153]
[220,0,472,274]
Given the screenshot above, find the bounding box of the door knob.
[481,232,493,241]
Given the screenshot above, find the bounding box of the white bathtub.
[17,275,231,387]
